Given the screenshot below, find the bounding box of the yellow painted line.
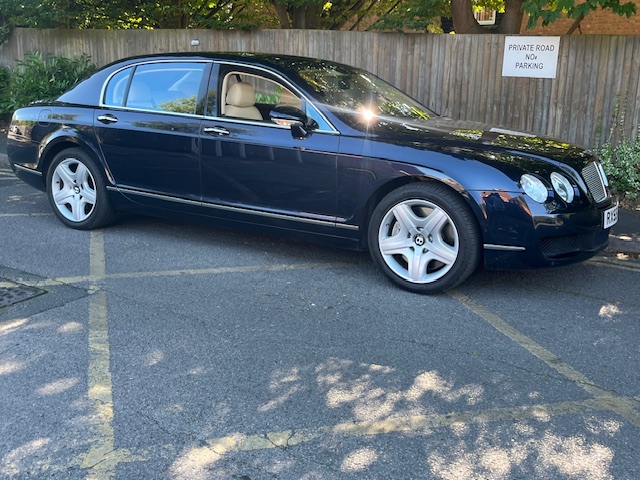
[0,318,29,333]
[204,400,597,454]
[0,213,53,217]
[18,262,356,288]
[104,261,355,280]
[80,230,117,480]
[587,257,640,273]
[449,290,640,427]
[148,396,635,471]
[82,290,116,479]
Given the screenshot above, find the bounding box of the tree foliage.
[0,0,637,39]
[370,0,451,32]
[1,51,96,113]
[522,0,637,30]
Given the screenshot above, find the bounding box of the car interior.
[221,72,301,122]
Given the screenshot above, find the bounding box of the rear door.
[94,61,209,206]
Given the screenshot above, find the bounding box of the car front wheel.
[368,183,481,294]
[46,148,117,230]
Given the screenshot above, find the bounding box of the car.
[7,52,618,293]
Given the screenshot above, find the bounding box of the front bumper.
[472,190,613,270]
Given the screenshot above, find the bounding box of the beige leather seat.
[225,82,262,121]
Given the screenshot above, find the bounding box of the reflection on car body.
[7,53,618,293]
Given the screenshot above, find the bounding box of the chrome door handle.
[203,126,230,136]
[97,114,118,124]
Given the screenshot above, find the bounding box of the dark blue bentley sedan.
[7,53,618,293]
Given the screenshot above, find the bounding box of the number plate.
[603,202,618,229]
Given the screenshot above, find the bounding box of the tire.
[368,182,481,294]
[46,148,117,230]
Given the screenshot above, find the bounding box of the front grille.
[581,162,607,203]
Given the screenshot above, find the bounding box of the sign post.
[502,36,561,79]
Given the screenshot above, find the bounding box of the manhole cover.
[0,279,44,308]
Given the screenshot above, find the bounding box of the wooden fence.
[1,28,639,149]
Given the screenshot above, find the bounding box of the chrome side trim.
[107,186,200,206]
[484,244,526,251]
[14,164,43,176]
[101,107,204,120]
[203,115,339,136]
[199,199,358,230]
[107,186,359,231]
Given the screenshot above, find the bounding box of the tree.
[368,0,451,32]
[451,0,637,34]
[0,0,636,38]
[269,0,414,30]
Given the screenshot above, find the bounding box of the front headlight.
[550,172,575,203]
[520,174,549,203]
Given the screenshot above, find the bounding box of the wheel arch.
[39,131,111,187]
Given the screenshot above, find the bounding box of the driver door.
[199,66,341,231]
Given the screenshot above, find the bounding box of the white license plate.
[603,202,618,229]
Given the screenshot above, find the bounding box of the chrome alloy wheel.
[377,199,459,284]
[51,158,97,223]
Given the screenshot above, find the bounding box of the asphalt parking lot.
[1,146,639,479]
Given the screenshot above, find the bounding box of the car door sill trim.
[107,186,359,231]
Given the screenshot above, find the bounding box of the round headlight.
[550,172,575,203]
[520,174,549,203]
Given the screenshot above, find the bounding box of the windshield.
[294,63,436,125]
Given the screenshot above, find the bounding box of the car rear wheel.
[46,148,117,230]
[368,183,481,294]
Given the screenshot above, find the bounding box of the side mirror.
[269,105,318,139]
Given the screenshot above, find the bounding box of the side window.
[121,62,206,114]
[221,72,301,122]
[104,67,132,107]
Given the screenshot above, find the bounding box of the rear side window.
[104,68,132,107]
[104,62,206,114]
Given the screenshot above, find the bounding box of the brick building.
[522,0,640,34]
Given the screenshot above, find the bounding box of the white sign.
[502,36,560,79]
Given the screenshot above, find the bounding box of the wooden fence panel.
[1,29,639,148]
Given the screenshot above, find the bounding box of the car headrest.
[226,82,256,108]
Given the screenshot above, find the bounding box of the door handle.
[97,114,118,124]
[203,126,230,136]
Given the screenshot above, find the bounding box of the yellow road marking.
[587,257,640,273]
[18,262,356,288]
[0,213,53,217]
[80,231,118,480]
[12,256,636,290]
[4,224,637,474]
[449,290,640,427]
[201,397,628,454]
[76,396,631,468]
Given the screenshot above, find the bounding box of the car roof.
[101,52,347,72]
